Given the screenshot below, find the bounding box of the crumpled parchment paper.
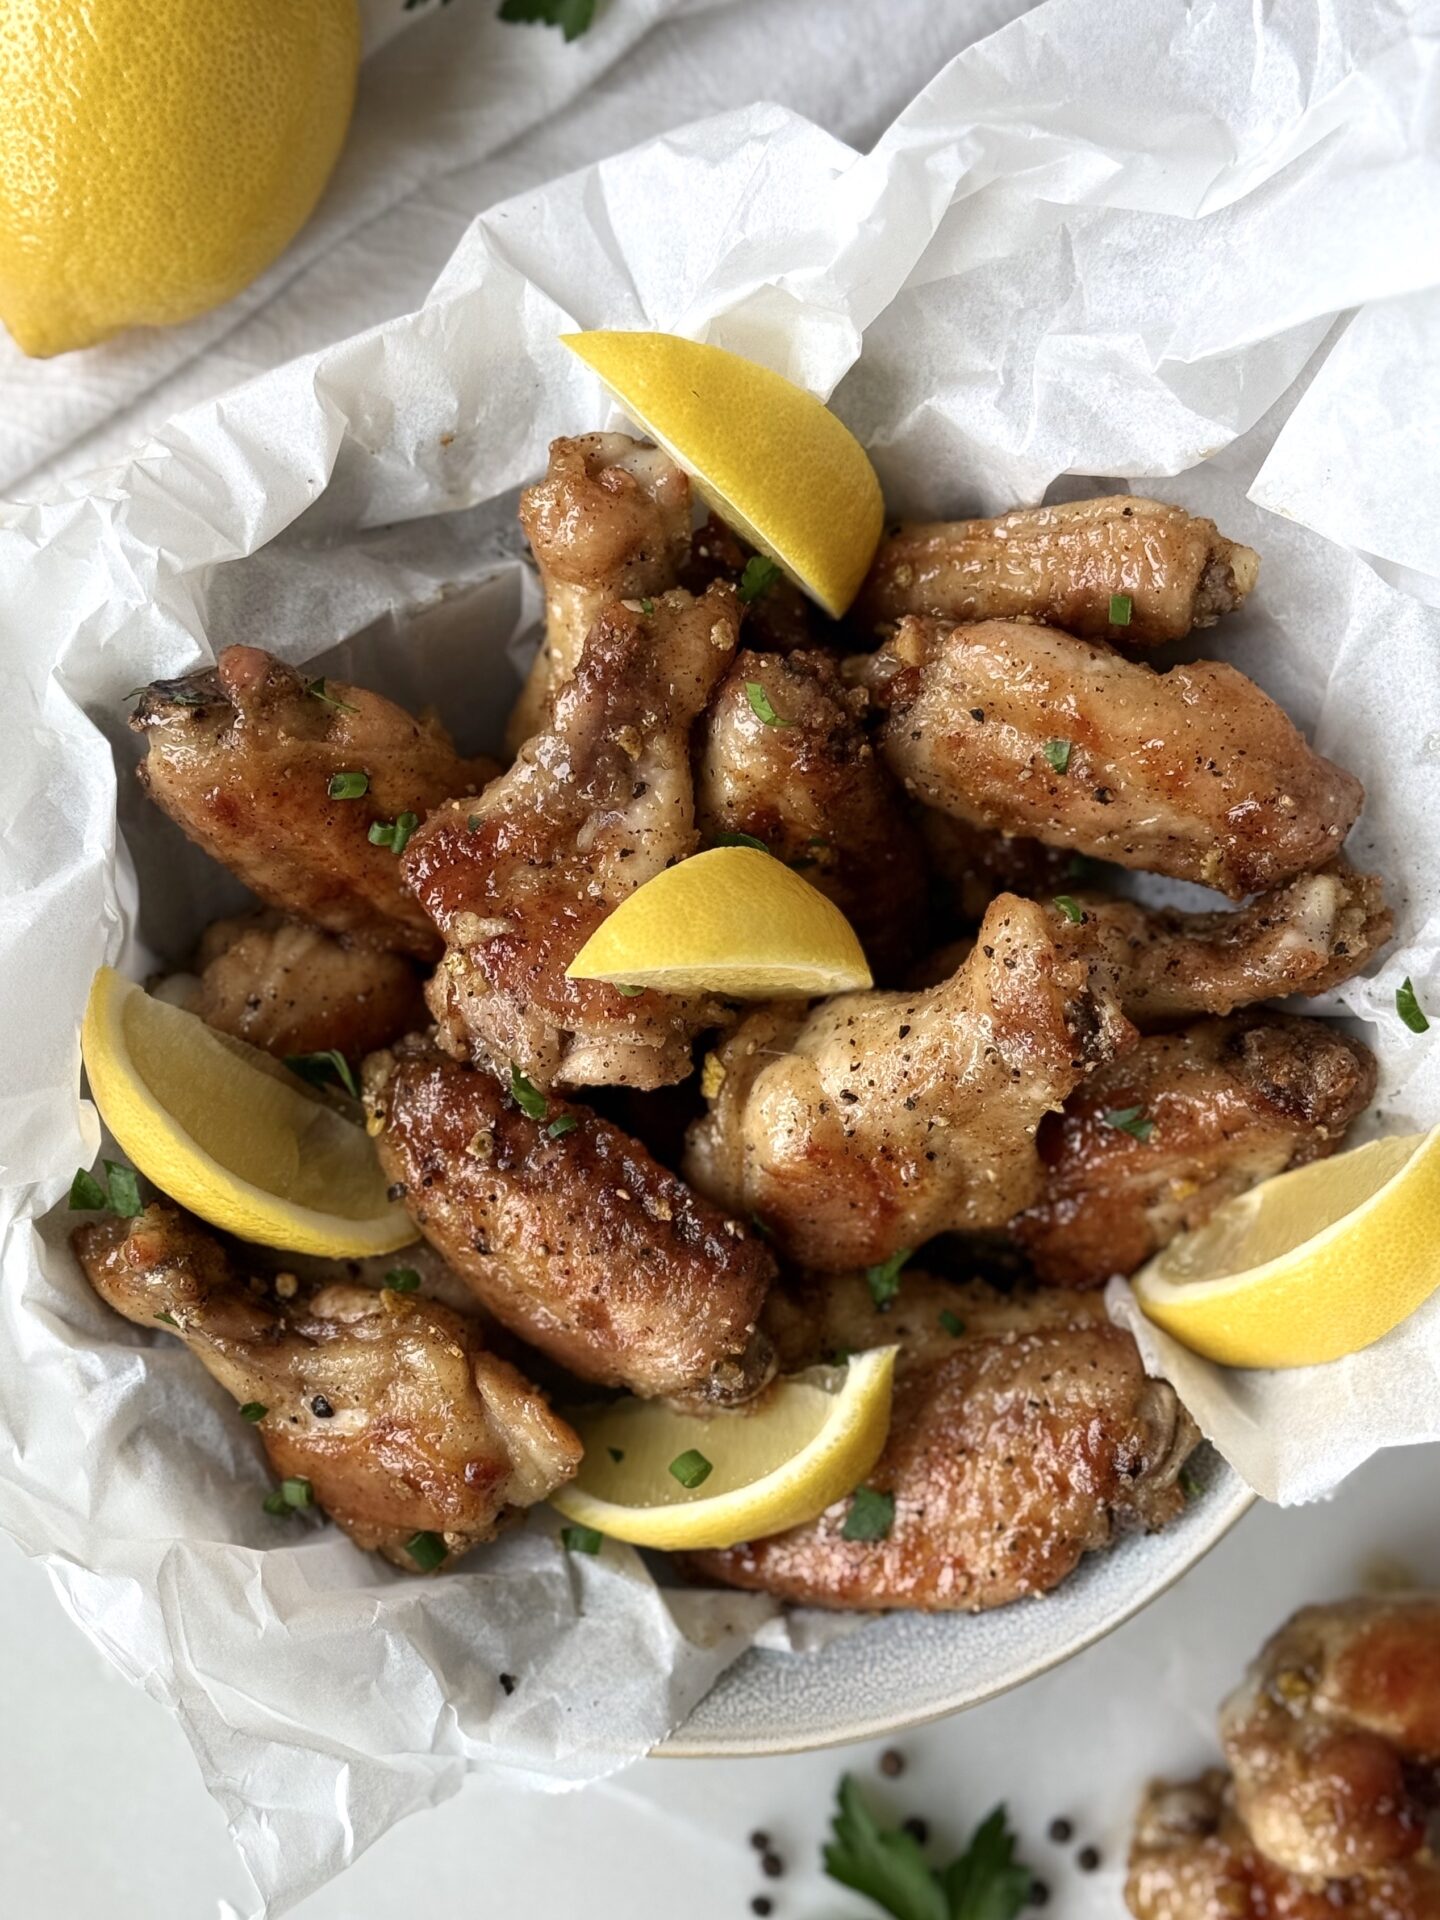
[4,0,1440,1910]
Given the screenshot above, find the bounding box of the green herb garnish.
[305,678,359,714]
[383,1268,422,1293]
[1052,895,1084,924]
[238,1403,268,1423]
[745,681,786,727]
[824,1774,1031,1920]
[1042,738,1072,774]
[865,1248,912,1311]
[368,811,419,856]
[638,597,655,615]
[1109,592,1133,627]
[327,770,369,800]
[560,1524,602,1554]
[938,1310,966,1338]
[497,0,597,42]
[841,1485,895,1543]
[509,1065,548,1120]
[68,1161,143,1217]
[406,1530,448,1572]
[669,1449,713,1490]
[714,831,769,852]
[279,1477,313,1510]
[154,1311,179,1329]
[614,983,646,997]
[1104,1105,1155,1142]
[738,555,782,604]
[547,1114,578,1139]
[1397,977,1430,1034]
[285,1049,359,1100]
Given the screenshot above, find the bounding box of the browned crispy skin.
[407,584,740,1092]
[695,648,930,979]
[188,911,427,1060]
[682,512,817,654]
[72,1205,580,1571]
[133,646,495,957]
[1012,1014,1377,1287]
[685,893,1134,1273]
[687,1272,1197,1612]
[506,433,692,751]
[859,496,1259,645]
[366,1042,776,1404]
[1219,1597,1440,1881]
[858,619,1363,898]
[1127,1771,1440,1920]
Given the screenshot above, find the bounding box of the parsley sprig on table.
[824,1776,1032,1920]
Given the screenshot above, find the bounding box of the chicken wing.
[365,1040,776,1405]
[73,1204,580,1571]
[407,583,741,1091]
[1127,1771,1440,1920]
[506,433,692,751]
[685,893,1134,1273]
[682,513,818,654]
[1219,1596,1440,1881]
[857,619,1363,898]
[686,1270,1198,1611]
[1012,1014,1377,1287]
[918,810,1074,929]
[859,496,1259,645]
[133,646,495,957]
[695,647,930,979]
[186,911,427,1060]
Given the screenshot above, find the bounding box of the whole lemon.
[0,0,362,357]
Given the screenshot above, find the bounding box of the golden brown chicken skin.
[686,1271,1198,1611]
[407,584,740,1092]
[73,1205,580,1571]
[506,433,692,751]
[858,618,1363,898]
[133,646,495,957]
[685,892,1134,1273]
[682,513,818,654]
[1012,1014,1378,1287]
[859,496,1259,645]
[695,647,930,979]
[1127,1771,1440,1920]
[187,911,427,1060]
[1219,1596,1440,1882]
[365,1041,776,1405]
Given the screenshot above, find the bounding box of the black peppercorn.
[310,1395,334,1419]
[748,1831,770,1853]
[1047,1817,1073,1845]
[878,1748,905,1778]
[750,1901,773,1917]
[1077,1845,1101,1872]
[760,1853,784,1880]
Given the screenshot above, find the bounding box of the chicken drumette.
[73,1205,580,1571]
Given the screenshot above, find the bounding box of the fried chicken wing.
[73,1204,580,1570]
[685,893,1134,1273]
[686,1271,1197,1611]
[186,911,427,1060]
[918,810,1074,928]
[858,619,1363,898]
[366,1041,776,1404]
[506,433,692,751]
[133,646,495,957]
[695,647,930,978]
[859,496,1259,645]
[1126,1771,1440,1920]
[1220,1596,1440,1881]
[1013,1014,1377,1287]
[682,512,818,654]
[407,583,741,1091]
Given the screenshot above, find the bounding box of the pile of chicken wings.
[78,431,1391,1607]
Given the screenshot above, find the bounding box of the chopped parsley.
[406,1530,448,1572]
[1396,977,1430,1034]
[546,1114,578,1140]
[285,1049,359,1101]
[496,0,597,41]
[238,1403,268,1423]
[154,1311,179,1329]
[560,1524,602,1554]
[714,831,769,853]
[638,597,656,616]
[509,1065,548,1120]
[279,1477,313,1509]
[614,983,646,997]
[1042,738,1072,775]
[1104,1105,1155,1142]
[938,1310,966,1338]
[368,811,419,856]
[1180,1469,1203,1502]
[305,677,359,714]
[669,1449,713,1490]
[383,1268,422,1293]
[1052,894,1084,924]
[68,1160,142,1217]
[744,681,786,727]
[865,1247,912,1312]
[738,555,782,604]
[327,770,369,800]
[1109,592,1133,627]
[841,1485,895,1543]
[824,1774,1031,1920]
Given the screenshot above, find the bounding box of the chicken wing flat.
[366,1041,776,1404]
[859,496,1259,645]
[73,1204,580,1571]
[695,647,930,979]
[506,433,692,751]
[1219,1596,1440,1881]
[407,584,740,1091]
[686,1271,1198,1611]
[858,619,1363,898]
[1013,1014,1377,1287]
[685,893,1134,1273]
[1127,1771,1440,1920]
[133,645,495,957]
[187,911,427,1060]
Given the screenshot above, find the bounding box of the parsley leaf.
[68,1162,143,1217]
[1104,1105,1155,1142]
[714,830,769,852]
[285,1049,359,1101]
[305,677,359,715]
[738,555,782,604]
[841,1485,895,1542]
[497,0,597,41]
[383,1268,421,1293]
[1042,738,1072,774]
[823,1776,1031,1920]
[865,1247,912,1311]
[938,1309,966,1338]
[744,681,786,727]
[509,1065,548,1120]
[1052,894,1084,924]
[238,1403,268,1423]
[942,1807,1032,1920]
[1397,976,1430,1034]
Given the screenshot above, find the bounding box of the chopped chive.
[738,555,782,604]
[284,1049,359,1101]
[1052,894,1084,924]
[1397,977,1430,1034]
[560,1524,602,1554]
[1042,738,1072,774]
[1104,1105,1155,1142]
[1109,592,1133,627]
[938,1310,966,1338]
[669,1449,713,1490]
[509,1065,548,1120]
[154,1311,179,1328]
[368,811,419,856]
[714,831,769,853]
[68,1167,110,1211]
[744,681,786,727]
[279,1477,313,1510]
[1180,1469,1203,1502]
[262,1490,293,1516]
[305,677,359,714]
[614,983,646,997]
[1065,853,1101,884]
[238,1402,268,1423]
[638,597,655,616]
[327,770,369,800]
[383,1268,421,1293]
[841,1485,895,1542]
[546,1115,578,1139]
[607,1447,625,1464]
[405,1530,448,1572]
[864,1247,912,1311]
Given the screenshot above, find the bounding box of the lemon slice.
[566,846,872,998]
[1133,1130,1440,1369]
[562,330,884,618]
[550,1346,897,1550]
[80,967,414,1258]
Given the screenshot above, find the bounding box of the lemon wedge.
[1133,1130,1440,1369]
[562,330,884,617]
[80,967,414,1258]
[550,1346,897,1550]
[566,846,872,998]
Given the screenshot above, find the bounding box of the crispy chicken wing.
[186,911,427,1060]
[366,1041,776,1404]
[858,619,1363,898]
[1127,1771,1440,1920]
[918,811,1074,929]
[859,496,1259,645]
[73,1205,580,1571]
[686,1271,1197,1611]
[682,513,818,654]
[407,583,740,1091]
[685,893,1134,1272]
[133,646,495,957]
[1013,1014,1377,1287]
[695,647,930,978]
[1220,1596,1440,1881]
[506,433,692,751]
